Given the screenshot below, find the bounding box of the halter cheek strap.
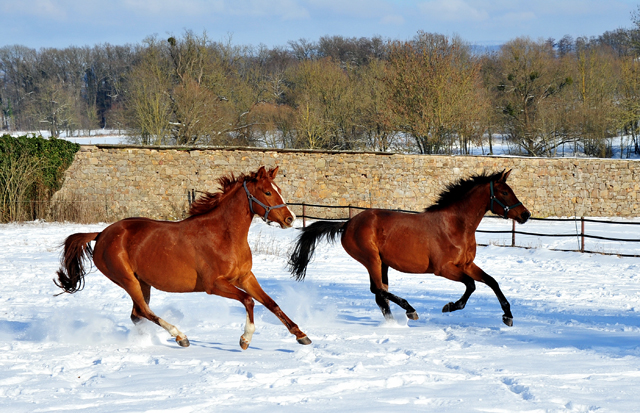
[490,181,522,220]
[243,180,287,222]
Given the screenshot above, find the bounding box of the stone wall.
[50,145,640,221]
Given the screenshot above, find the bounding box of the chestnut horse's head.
[245,166,296,228]
[489,170,530,224]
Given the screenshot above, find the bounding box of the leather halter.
[243,180,287,222]
[490,181,522,219]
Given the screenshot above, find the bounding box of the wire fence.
[288,202,640,258]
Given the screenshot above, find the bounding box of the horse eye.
[501,191,508,196]
[265,191,272,196]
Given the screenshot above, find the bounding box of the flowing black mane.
[425,170,504,212]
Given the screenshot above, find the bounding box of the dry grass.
[48,193,115,223]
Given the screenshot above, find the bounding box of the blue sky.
[1,0,638,49]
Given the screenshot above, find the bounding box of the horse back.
[343,209,475,275]
[92,217,249,293]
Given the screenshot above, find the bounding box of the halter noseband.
[490,181,522,220]
[243,180,287,222]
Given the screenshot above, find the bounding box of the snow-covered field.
[1,218,640,412]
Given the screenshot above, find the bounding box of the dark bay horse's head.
[490,170,531,224]
[247,166,296,228]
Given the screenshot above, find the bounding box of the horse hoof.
[297,336,312,345]
[502,316,513,327]
[442,302,454,313]
[176,336,190,347]
[406,311,419,320]
[239,336,250,350]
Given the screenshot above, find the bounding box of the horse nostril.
[285,216,293,225]
[522,211,531,222]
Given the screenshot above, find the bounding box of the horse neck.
[448,183,491,231]
[197,183,253,236]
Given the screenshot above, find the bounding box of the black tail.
[288,220,346,281]
[54,232,99,294]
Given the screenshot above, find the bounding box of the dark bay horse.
[56,166,311,349]
[289,170,530,326]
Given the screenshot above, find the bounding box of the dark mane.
[188,171,259,216]
[425,170,504,212]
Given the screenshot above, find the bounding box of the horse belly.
[381,233,432,274]
[385,254,431,274]
[135,258,201,293]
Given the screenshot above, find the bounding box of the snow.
[7,130,640,159]
[9,130,127,145]
[1,218,640,411]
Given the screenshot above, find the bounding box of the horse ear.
[256,166,267,179]
[500,169,512,182]
[268,166,279,179]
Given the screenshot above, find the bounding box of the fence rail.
[288,202,640,258]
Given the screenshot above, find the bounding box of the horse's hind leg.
[374,263,393,320]
[102,263,190,346]
[123,277,190,347]
[363,259,417,321]
[354,252,418,320]
[130,278,151,325]
[467,263,514,326]
[237,272,311,345]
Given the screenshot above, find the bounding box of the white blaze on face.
[270,181,296,220]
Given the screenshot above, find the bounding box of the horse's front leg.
[467,263,513,326]
[205,275,257,349]
[237,272,312,345]
[441,275,476,313]
[439,263,476,314]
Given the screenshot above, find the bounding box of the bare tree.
[124,37,172,145]
[491,37,572,156]
[383,33,485,154]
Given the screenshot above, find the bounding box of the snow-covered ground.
[7,130,640,159]
[1,218,640,412]
[8,130,127,145]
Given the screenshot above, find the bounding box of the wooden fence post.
[511,219,516,247]
[302,203,306,228]
[581,216,585,252]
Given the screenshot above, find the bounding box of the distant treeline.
[2,18,640,157]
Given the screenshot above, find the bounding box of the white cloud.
[84,0,312,22]
[0,0,67,19]
[306,0,394,19]
[231,0,310,20]
[418,0,489,22]
[121,0,224,16]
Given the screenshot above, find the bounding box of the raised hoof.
[406,311,419,320]
[442,302,455,313]
[502,315,513,327]
[239,336,250,350]
[176,336,190,347]
[297,336,312,345]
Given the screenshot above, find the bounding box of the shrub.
[0,135,79,222]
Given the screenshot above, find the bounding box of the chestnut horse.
[55,166,311,349]
[289,170,530,326]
